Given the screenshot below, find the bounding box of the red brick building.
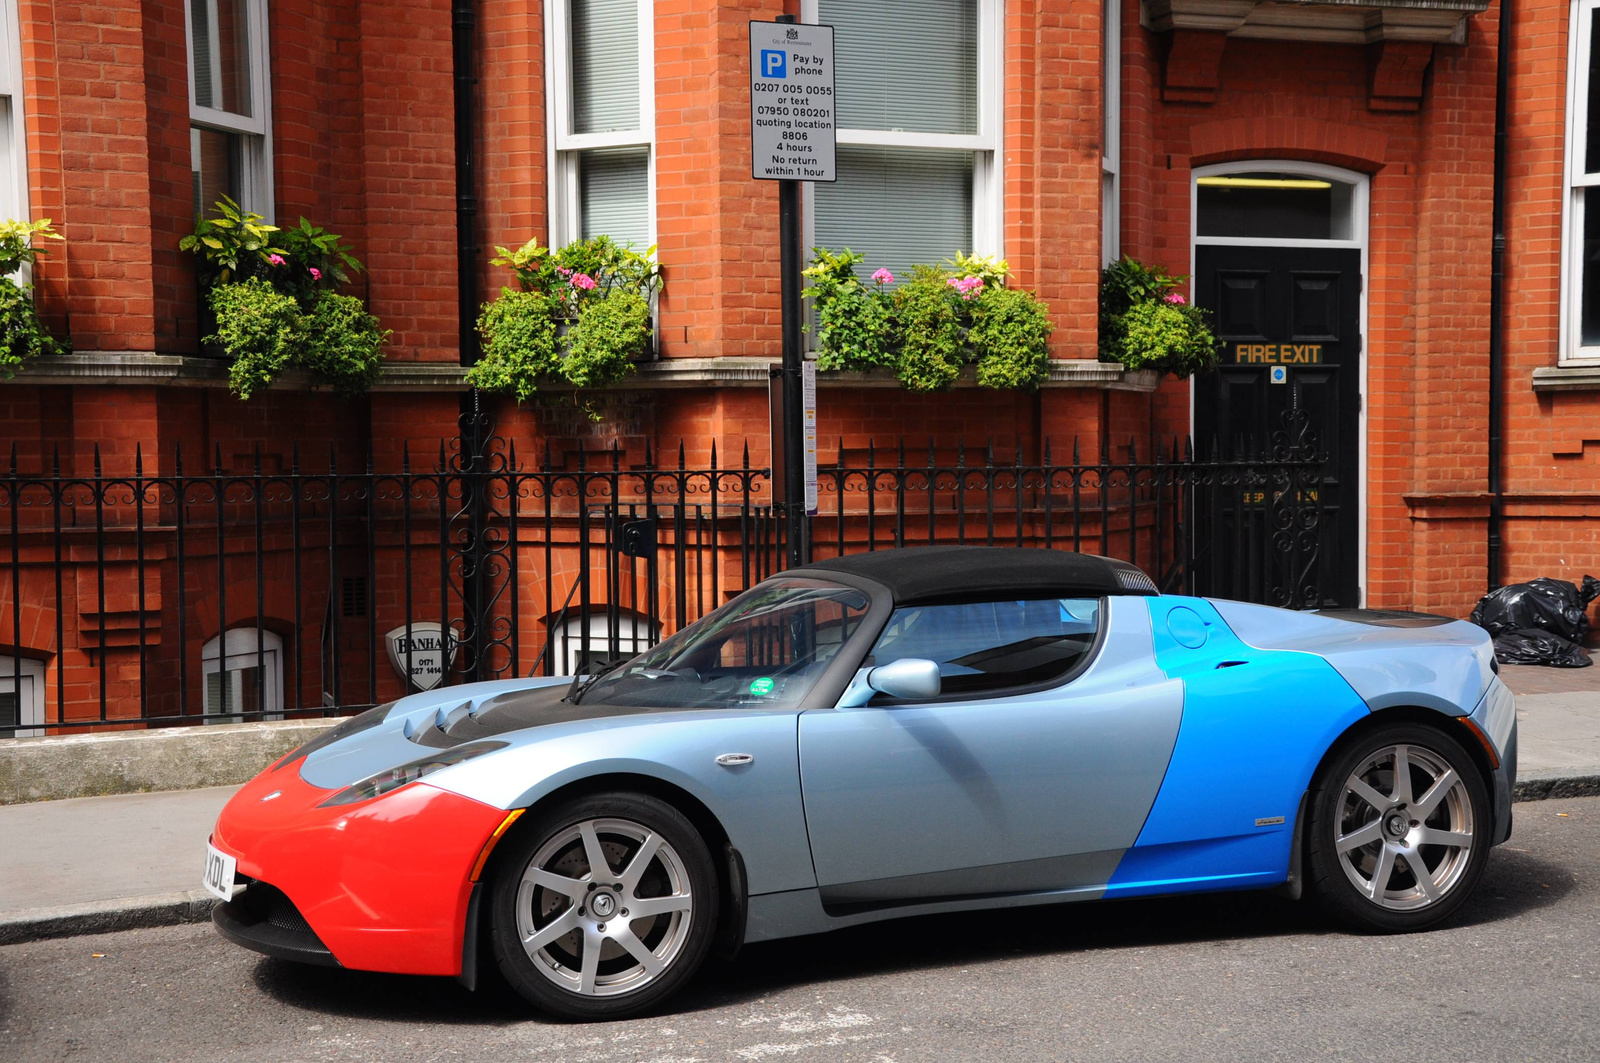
[0,0,1596,729]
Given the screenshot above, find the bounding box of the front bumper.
[210,758,509,977]
[213,882,339,967]
[1470,676,1518,845]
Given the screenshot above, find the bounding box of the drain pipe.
[453,0,481,368]
[1486,0,1509,591]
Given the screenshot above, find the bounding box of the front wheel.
[488,792,719,1020]
[1306,723,1491,932]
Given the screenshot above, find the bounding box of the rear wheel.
[488,792,718,1020]
[1306,723,1490,932]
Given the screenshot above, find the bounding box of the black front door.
[1194,244,1361,607]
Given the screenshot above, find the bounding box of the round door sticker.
[749,677,775,696]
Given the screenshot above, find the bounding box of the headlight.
[318,740,509,807]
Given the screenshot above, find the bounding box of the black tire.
[1306,722,1492,932]
[488,791,718,1021]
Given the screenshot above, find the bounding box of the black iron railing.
[0,418,1323,737]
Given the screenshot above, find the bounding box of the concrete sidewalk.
[2,674,1598,946]
[0,785,235,944]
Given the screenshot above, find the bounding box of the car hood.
[294,677,692,791]
[1209,599,1496,714]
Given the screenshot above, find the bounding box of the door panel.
[1289,272,1340,341]
[1215,271,1270,339]
[797,598,1182,905]
[1195,245,1361,607]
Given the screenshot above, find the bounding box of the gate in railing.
[0,413,1323,736]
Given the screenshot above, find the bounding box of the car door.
[797,595,1184,907]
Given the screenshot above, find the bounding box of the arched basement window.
[1197,171,1359,242]
[202,628,283,722]
[557,611,656,675]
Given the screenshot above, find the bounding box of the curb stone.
[3,774,1597,947]
[0,890,217,946]
[1513,769,1600,802]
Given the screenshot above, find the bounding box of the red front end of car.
[209,758,509,977]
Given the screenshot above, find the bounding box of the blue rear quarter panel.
[1106,597,1370,897]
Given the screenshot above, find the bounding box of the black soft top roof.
[788,546,1157,606]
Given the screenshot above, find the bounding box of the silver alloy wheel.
[1335,743,1475,911]
[514,816,694,997]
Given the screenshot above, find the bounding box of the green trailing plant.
[801,248,894,374]
[208,278,305,401]
[299,291,388,396]
[0,219,68,376]
[970,285,1053,390]
[892,266,965,392]
[1116,298,1219,379]
[1098,256,1218,377]
[469,290,560,402]
[470,236,663,406]
[563,289,651,389]
[803,248,1054,392]
[184,199,387,398]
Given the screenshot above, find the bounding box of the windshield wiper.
[563,658,626,705]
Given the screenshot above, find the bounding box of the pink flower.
[557,267,573,278]
[871,267,894,285]
[948,275,985,300]
[1163,291,1187,305]
[309,267,322,281]
[267,254,285,266]
[571,272,597,291]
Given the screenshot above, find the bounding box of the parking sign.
[749,21,835,182]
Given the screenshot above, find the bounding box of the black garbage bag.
[1470,575,1600,642]
[1491,628,1592,668]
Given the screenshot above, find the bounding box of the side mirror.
[867,658,941,701]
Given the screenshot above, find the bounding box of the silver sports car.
[205,546,1516,1020]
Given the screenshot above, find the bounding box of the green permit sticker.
[749,677,775,696]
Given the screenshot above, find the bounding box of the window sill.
[1531,365,1600,392]
[9,354,1162,394]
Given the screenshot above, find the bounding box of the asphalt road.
[3,797,1597,1063]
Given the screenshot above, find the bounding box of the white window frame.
[799,0,1005,264]
[184,0,274,217]
[545,0,656,249]
[202,627,283,722]
[0,656,45,738]
[1562,0,1600,364]
[1102,0,1120,266]
[0,0,29,232]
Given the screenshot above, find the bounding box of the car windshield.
[574,578,872,709]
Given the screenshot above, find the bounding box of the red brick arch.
[1187,118,1389,175]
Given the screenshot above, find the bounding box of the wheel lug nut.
[578,907,585,916]
[587,883,597,891]
[620,909,628,917]
[597,923,606,931]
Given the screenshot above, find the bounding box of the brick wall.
[7,0,1600,729]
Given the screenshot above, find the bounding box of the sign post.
[750,15,834,566]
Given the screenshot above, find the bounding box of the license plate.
[202,843,238,902]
